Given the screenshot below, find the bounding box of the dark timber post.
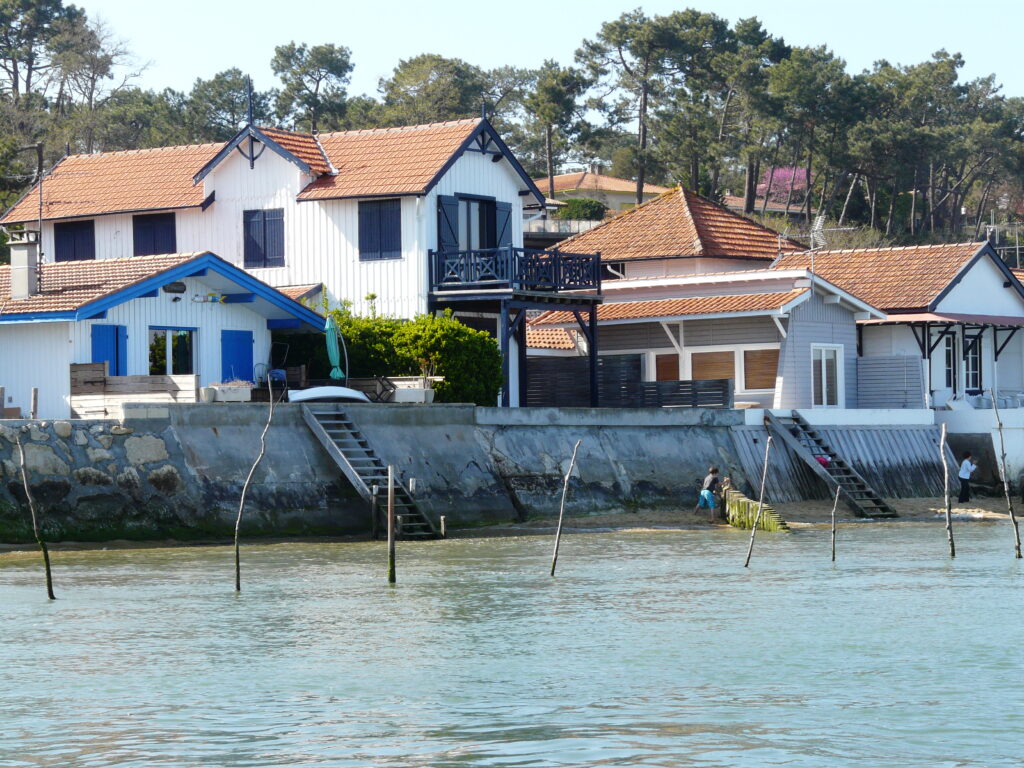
[500,301,510,407]
[387,466,397,583]
[588,305,599,407]
[516,308,528,407]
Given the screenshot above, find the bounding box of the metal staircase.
[765,410,899,519]
[302,405,438,539]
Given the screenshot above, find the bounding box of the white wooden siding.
[35,140,528,321]
[69,276,271,386]
[0,322,73,417]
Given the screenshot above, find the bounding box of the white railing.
[523,218,602,235]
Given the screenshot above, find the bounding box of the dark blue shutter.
[91,324,127,376]
[495,202,512,249]
[243,210,265,267]
[359,202,380,260]
[264,209,285,267]
[154,214,176,254]
[380,199,402,259]
[75,221,95,261]
[133,213,176,256]
[55,224,74,262]
[55,220,95,262]
[438,195,459,253]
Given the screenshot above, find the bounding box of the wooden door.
[655,353,679,381]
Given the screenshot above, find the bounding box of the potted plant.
[210,380,253,402]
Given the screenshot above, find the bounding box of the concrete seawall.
[0,403,950,543]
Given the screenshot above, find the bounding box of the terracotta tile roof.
[532,290,807,326]
[0,253,202,315]
[772,242,985,312]
[526,327,578,350]
[258,127,332,175]
[559,187,804,262]
[1,144,221,224]
[298,118,481,200]
[278,283,322,302]
[542,171,670,195]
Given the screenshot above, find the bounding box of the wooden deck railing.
[70,363,198,419]
[429,246,601,293]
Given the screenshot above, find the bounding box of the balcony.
[429,246,601,294]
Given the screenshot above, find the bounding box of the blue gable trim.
[192,126,313,184]
[267,318,302,330]
[422,119,545,207]
[0,252,325,329]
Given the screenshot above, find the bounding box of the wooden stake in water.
[387,465,396,584]
[370,484,379,540]
[990,393,1022,558]
[30,387,38,420]
[743,435,773,568]
[830,483,840,562]
[939,423,955,558]
[234,377,275,592]
[16,434,55,600]
[440,515,447,539]
[550,439,582,577]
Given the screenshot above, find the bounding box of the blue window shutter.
[55,220,95,262]
[55,224,74,262]
[358,201,380,260]
[154,213,176,254]
[243,210,265,267]
[438,195,459,253]
[133,216,152,256]
[115,325,128,376]
[495,202,512,249]
[380,199,402,259]
[75,220,95,261]
[264,209,285,267]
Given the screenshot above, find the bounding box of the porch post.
[589,305,599,407]
[500,301,510,407]
[516,308,528,407]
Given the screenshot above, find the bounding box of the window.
[358,199,402,261]
[149,328,196,375]
[458,198,496,251]
[54,220,95,262]
[744,349,780,390]
[943,334,958,390]
[965,334,982,392]
[691,351,734,381]
[812,345,842,407]
[133,212,176,256]
[243,209,284,268]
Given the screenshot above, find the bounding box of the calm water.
[2,523,1023,767]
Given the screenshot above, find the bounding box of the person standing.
[695,466,721,521]
[958,452,978,504]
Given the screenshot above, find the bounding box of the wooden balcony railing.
[429,246,601,293]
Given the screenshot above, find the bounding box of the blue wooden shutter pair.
[437,196,459,253]
[133,213,176,256]
[91,324,128,376]
[358,200,402,260]
[243,209,285,267]
[495,202,512,249]
[55,220,96,262]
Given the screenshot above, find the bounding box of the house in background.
[773,241,1024,409]
[536,167,671,212]
[0,247,323,418]
[1,116,603,408]
[721,194,806,220]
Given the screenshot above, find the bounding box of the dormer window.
[54,220,95,262]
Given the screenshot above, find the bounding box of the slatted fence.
[70,363,198,419]
[526,354,733,408]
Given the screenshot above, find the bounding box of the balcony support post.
[589,306,599,407]
[500,300,510,407]
[516,307,528,407]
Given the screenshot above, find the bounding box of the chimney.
[9,229,40,299]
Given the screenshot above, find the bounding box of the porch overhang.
[861,312,1024,327]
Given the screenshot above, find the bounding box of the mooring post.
[16,433,55,600]
[370,484,379,541]
[744,435,773,568]
[830,483,841,562]
[990,393,1021,558]
[387,465,396,583]
[550,439,582,577]
[30,387,38,420]
[939,423,955,558]
[440,515,447,539]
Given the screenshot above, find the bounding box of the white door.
[812,345,843,407]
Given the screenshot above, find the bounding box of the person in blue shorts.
[695,465,720,520]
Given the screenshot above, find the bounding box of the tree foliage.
[271,42,352,132]
[554,198,607,220]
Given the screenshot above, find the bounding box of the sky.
[79,0,1024,99]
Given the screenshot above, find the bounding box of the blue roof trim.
[0,310,77,323]
[422,120,545,206]
[192,126,313,184]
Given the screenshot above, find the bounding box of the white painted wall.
[69,276,272,385]
[35,139,528,322]
[0,322,73,418]
[937,255,1024,316]
[623,258,766,278]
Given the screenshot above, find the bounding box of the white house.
[1,117,603,407]
[0,248,324,418]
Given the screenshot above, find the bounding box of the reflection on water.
[2,524,1023,767]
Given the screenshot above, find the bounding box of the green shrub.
[554,197,608,220]
[392,310,502,405]
[328,302,414,377]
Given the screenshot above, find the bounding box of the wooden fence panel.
[69,365,198,418]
